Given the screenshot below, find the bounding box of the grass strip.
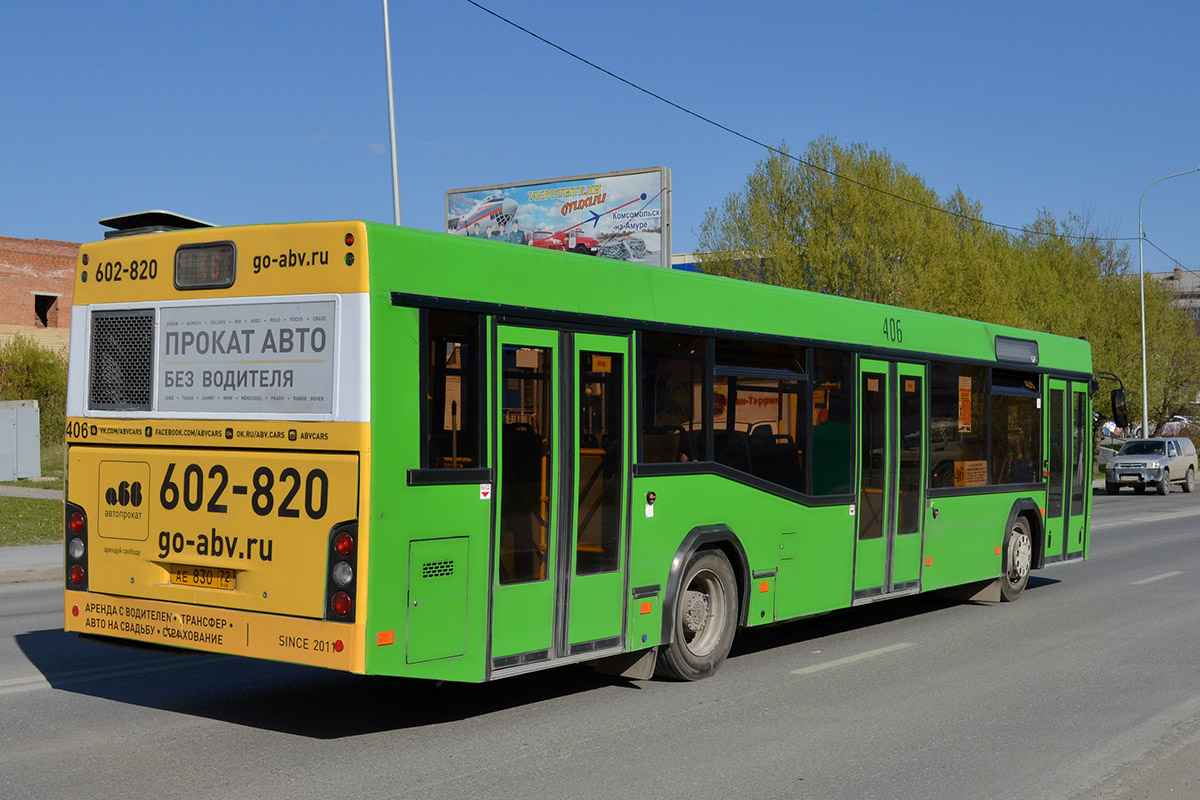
[0,497,62,546]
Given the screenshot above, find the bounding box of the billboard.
[445,167,671,268]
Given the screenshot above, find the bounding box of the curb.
[0,486,63,500]
[0,544,61,586]
[0,566,60,584]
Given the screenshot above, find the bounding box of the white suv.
[1105,437,1198,495]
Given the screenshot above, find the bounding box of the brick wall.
[0,236,78,351]
[0,324,69,354]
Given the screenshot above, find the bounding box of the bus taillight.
[325,522,358,622]
[330,591,353,618]
[64,503,88,591]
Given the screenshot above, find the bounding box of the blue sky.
[4,1,1199,274]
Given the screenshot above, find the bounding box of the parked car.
[1105,437,1197,495]
[529,229,600,255]
[1160,415,1193,436]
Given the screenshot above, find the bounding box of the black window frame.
[416,308,486,477]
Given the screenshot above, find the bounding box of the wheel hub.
[1010,533,1032,580]
[683,589,710,634]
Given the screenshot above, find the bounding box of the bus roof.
[365,223,1091,374]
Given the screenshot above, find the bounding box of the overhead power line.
[467,0,1142,245]
[1144,236,1198,274]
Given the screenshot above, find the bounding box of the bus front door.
[1045,379,1089,562]
[1045,379,1068,560]
[490,327,630,673]
[853,359,927,602]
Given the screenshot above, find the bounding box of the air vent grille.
[422,560,455,579]
[89,310,155,410]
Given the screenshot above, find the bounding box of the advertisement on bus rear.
[445,167,672,268]
[156,299,336,415]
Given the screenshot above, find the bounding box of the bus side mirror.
[1111,389,1129,430]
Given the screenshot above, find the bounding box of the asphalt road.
[3,490,1200,800]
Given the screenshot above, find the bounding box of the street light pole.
[382,0,402,226]
[1138,166,1200,436]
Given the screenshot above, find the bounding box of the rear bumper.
[64,589,360,672]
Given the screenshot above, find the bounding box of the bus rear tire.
[1001,518,1032,602]
[656,550,738,681]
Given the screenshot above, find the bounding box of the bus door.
[1045,379,1089,561]
[490,326,630,670]
[1045,379,1068,560]
[853,359,927,602]
[1067,383,1089,558]
[565,333,629,652]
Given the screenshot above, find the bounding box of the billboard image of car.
[446,167,671,268]
[529,229,600,255]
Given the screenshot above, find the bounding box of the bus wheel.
[1157,469,1170,496]
[656,550,738,680]
[1001,518,1032,602]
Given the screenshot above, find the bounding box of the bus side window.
[422,309,483,469]
[639,332,709,463]
[809,348,853,495]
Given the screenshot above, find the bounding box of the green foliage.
[697,137,1200,429]
[0,335,69,446]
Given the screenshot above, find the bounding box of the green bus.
[64,216,1093,682]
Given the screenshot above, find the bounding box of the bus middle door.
[490,326,630,673]
[853,359,927,602]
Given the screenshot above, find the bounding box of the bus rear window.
[422,309,482,469]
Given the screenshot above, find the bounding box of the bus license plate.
[169,565,236,591]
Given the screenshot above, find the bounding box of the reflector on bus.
[175,242,236,289]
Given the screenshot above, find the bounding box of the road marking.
[1130,571,1183,586]
[0,654,234,696]
[790,642,914,676]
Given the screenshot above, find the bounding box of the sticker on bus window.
[955,460,988,487]
[592,355,612,373]
[904,379,916,393]
[515,348,539,369]
[957,375,972,432]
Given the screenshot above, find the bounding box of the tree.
[695,136,1200,431]
[0,335,68,446]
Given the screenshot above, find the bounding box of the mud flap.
[933,578,1000,603]
[591,647,658,680]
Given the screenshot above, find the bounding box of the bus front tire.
[656,550,738,681]
[1000,518,1032,602]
